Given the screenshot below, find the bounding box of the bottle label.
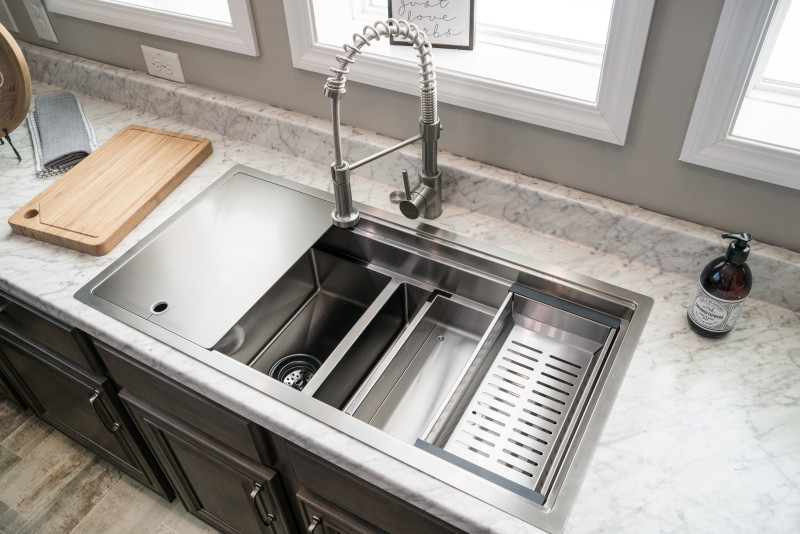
[688,284,747,333]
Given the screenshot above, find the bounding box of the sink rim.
[75,164,654,533]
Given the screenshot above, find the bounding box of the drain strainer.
[269,354,322,391]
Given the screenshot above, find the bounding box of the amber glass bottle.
[687,233,752,338]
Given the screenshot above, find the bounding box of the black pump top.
[722,232,751,264]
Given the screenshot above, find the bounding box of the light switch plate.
[22,0,58,42]
[141,45,186,83]
[0,0,20,33]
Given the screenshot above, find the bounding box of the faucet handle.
[401,169,412,200]
[391,168,432,220]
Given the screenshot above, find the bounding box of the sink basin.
[76,165,652,533]
[214,248,391,383]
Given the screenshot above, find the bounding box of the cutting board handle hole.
[23,209,39,220]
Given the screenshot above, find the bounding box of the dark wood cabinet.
[94,340,274,466]
[0,290,97,371]
[0,331,172,498]
[93,336,465,534]
[0,289,172,499]
[121,389,293,534]
[288,444,462,534]
[296,489,385,534]
[0,367,25,406]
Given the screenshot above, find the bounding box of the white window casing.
[681,0,800,190]
[283,0,655,145]
[45,0,259,56]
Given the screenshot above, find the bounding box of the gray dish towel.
[27,91,97,178]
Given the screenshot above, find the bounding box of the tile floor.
[0,397,219,533]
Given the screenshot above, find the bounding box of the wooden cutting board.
[0,23,31,136]
[9,125,212,255]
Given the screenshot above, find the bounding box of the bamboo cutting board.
[0,23,31,136]
[9,125,212,255]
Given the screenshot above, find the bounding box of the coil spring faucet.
[324,19,442,228]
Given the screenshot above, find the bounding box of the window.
[46,0,259,56]
[681,0,800,190]
[284,0,655,144]
[732,0,800,151]
[103,1,232,23]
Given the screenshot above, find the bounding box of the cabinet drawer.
[0,289,94,370]
[297,489,385,534]
[288,444,463,534]
[94,340,274,465]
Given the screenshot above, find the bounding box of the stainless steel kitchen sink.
[76,165,652,533]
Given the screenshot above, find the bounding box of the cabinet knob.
[307,516,321,533]
[250,482,276,526]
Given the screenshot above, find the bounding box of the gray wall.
[7,0,800,252]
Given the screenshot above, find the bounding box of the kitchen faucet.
[324,19,442,228]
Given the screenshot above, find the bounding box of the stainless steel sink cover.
[90,172,333,348]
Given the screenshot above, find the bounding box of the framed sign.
[388,0,476,50]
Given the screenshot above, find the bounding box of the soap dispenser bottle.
[687,233,752,337]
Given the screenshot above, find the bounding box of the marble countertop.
[2,45,799,533]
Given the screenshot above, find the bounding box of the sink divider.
[339,291,439,414]
[300,278,407,399]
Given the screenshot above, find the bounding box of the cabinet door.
[121,390,292,534]
[95,340,274,465]
[0,368,25,407]
[288,444,464,534]
[0,333,171,498]
[297,489,385,534]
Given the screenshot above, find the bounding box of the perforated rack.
[420,284,620,503]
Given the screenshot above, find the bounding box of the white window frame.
[283,0,655,145]
[680,0,799,190]
[45,0,259,56]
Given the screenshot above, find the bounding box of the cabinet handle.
[249,482,276,527]
[89,390,120,432]
[307,516,321,533]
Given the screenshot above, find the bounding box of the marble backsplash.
[20,43,799,313]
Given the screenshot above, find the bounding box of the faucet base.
[332,208,360,228]
[330,162,360,228]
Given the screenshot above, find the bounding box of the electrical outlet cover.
[0,0,20,33]
[141,45,185,83]
[22,0,57,42]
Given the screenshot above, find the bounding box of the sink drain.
[269,354,321,391]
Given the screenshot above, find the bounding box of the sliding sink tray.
[419,283,620,504]
[343,292,495,444]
